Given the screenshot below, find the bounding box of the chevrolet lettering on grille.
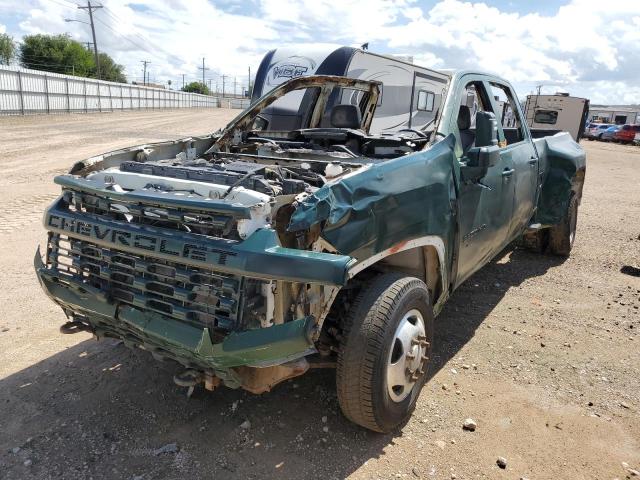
[47,212,235,266]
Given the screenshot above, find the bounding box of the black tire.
[336,273,434,433]
[548,194,578,256]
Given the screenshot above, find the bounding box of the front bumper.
[36,197,355,374]
[36,248,318,370]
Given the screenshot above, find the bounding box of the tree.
[182,81,210,95]
[19,33,126,82]
[91,52,126,82]
[0,33,16,65]
[20,34,94,76]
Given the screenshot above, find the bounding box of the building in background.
[587,105,640,125]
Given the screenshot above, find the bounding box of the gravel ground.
[0,111,638,480]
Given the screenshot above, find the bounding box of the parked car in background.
[600,125,621,141]
[634,131,640,145]
[613,124,640,144]
[585,123,611,139]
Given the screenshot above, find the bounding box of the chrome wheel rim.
[386,309,428,403]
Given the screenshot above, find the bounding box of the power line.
[93,16,152,54]
[43,0,77,10]
[92,14,187,81]
[101,6,184,65]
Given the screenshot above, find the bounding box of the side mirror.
[465,145,500,169]
[461,111,499,181]
[461,145,500,181]
[475,111,498,147]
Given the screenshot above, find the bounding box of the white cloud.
[1,0,639,103]
[363,0,640,101]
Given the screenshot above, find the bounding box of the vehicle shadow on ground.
[0,247,565,480]
[427,247,566,381]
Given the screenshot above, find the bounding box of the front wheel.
[336,273,434,432]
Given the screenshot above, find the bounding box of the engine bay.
[72,75,435,248]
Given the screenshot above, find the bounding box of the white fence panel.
[0,65,237,115]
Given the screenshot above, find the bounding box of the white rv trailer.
[251,46,449,134]
[523,93,590,142]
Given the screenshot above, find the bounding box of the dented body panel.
[533,134,587,225]
[288,135,457,263]
[35,68,585,394]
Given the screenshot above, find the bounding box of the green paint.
[34,72,586,377]
[36,251,316,370]
[533,134,586,225]
[45,200,354,286]
[289,135,458,269]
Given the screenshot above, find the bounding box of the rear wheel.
[336,273,433,433]
[548,194,578,256]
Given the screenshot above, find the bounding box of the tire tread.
[336,273,429,432]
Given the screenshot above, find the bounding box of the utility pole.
[248,66,251,98]
[181,74,185,89]
[222,75,227,98]
[233,76,237,97]
[198,58,209,87]
[78,1,103,79]
[141,60,150,85]
[84,42,93,51]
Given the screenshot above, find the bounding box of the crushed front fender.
[533,133,586,225]
[288,135,459,264]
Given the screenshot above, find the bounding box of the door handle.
[528,156,538,165]
[502,168,515,177]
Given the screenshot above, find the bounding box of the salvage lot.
[0,111,638,479]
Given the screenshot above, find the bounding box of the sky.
[0,0,638,104]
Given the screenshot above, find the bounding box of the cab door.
[486,82,539,240]
[454,80,515,285]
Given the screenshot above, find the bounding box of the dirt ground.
[0,110,638,480]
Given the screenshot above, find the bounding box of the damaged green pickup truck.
[36,71,585,433]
